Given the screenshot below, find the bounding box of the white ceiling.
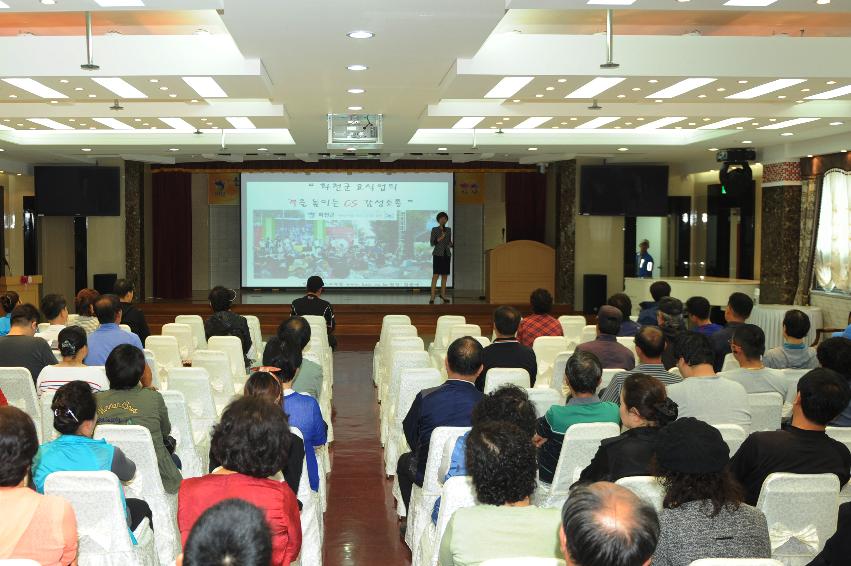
[0,0,848,172]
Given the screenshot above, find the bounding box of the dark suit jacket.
[119,302,151,344]
[477,338,538,391]
[576,426,660,485]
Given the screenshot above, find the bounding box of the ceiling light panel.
[160,118,195,130]
[92,117,133,130]
[513,117,552,129]
[724,0,778,5]
[452,117,484,129]
[635,117,688,130]
[647,78,716,99]
[91,78,147,99]
[2,78,67,99]
[758,117,819,129]
[182,77,227,98]
[0,2,9,7]
[565,77,625,99]
[726,79,806,99]
[576,116,620,129]
[485,77,534,99]
[94,0,145,6]
[804,85,851,100]
[697,117,753,129]
[587,0,636,4]
[225,117,256,129]
[27,118,72,130]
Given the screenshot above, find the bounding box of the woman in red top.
[178,396,302,566]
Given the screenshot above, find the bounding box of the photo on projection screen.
[241,172,454,288]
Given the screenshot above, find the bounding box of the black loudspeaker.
[583,274,607,315]
[93,273,118,296]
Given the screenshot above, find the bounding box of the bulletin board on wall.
[208,173,240,205]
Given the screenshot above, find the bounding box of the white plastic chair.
[826,426,851,503]
[579,325,597,344]
[373,315,414,385]
[190,349,241,410]
[175,314,207,350]
[721,353,741,372]
[483,368,531,394]
[161,390,205,478]
[376,326,420,392]
[748,392,783,432]
[415,475,478,566]
[144,335,182,380]
[598,368,626,394]
[533,336,569,382]
[385,368,443,477]
[380,350,432,447]
[379,335,426,402]
[39,390,59,443]
[756,472,840,565]
[166,367,220,445]
[243,314,265,363]
[526,388,563,418]
[161,323,195,362]
[549,351,574,396]
[689,560,784,566]
[119,324,133,334]
[93,424,180,566]
[482,560,566,566]
[143,349,163,391]
[37,322,50,333]
[449,324,482,343]
[471,336,492,348]
[782,369,809,394]
[559,315,587,347]
[534,422,620,509]
[0,367,41,442]
[207,335,248,382]
[713,424,748,456]
[44,471,158,566]
[430,315,466,352]
[289,427,323,566]
[616,336,639,364]
[615,476,665,512]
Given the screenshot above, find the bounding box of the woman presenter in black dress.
[429,212,452,304]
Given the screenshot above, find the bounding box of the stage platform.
[140,291,582,351]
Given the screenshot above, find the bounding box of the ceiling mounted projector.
[327,113,383,150]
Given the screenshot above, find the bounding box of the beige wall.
[483,173,506,251]
[191,174,211,292]
[86,159,126,288]
[3,174,34,276]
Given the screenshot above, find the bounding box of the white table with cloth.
[749,304,823,350]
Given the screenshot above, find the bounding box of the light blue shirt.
[432,432,469,523]
[0,313,11,337]
[84,323,143,366]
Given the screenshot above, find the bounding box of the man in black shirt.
[0,304,57,384]
[729,368,851,506]
[291,275,337,350]
[710,292,753,372]
[477,305,537,391]
[114,278,151,344]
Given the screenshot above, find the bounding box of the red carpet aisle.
[323,352,413,566]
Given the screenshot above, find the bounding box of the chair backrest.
[579,325,597,344]
[243,314,264,350]
[550,351,574,396]
[471,336,492,348]
[482,559,566,566]
[119,324,132,334]
[433,476,478,554]
[44,471,136,554]
[166,367,221,438]
[37,322,49,333]
[394,368,443,423]
[385,324,418,345]
[449,324,482,343]
[161,322,195,361]
[782,368,809,393]
[388,350,432,401]
[688,560,784,566]
[175,314,207,349]
[0,367,40,442]
[559,315,587,344]
[712,424,748,455]
[615,476,665,512]
[748,392,783,432]
[207,335,246,378]
[191,349,238,407]
[380,315,412,340]
[302,314,329,339]
[483,368,531,394]
[423,426,471,495]
[161,390,203,478]
[93,424,167,497]
[551,422,621,495]
[533,337,569,373]
[615,336,637,354]
[826,426,851,455]
[721,353,740,372]
[39,390,58,443]
[434,315,466,349]
[384,337,425,373]
[143,348,163,390]
[757,472,840,558]
[598,369,625,393]
[144,335,182,371]
[525,387,563,418]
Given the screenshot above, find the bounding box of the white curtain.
[815,169,851,293]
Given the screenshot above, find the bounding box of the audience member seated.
[0,291,20,337]
[432,384,537,523]
[270,350,327,493]
[719,324,790,399]
[763,309,819,370]
[667,332,751,428]
[32,380,153,532]
[178,396,302,566]
[710,291,754,372]
[578,374,678,484]
[85,294,144,366]
[560,482,660,566]
[534,351,620,484]
[833,324,851,340]
[730,368,851,506]
[262,316,323,400]
[72,288,101,335]
[608,293,641,337]
[478,305,538,390]
[601,326,681,404]
[96,344,182,494]
[36,326,109,394]
[205,286,252,368]
[806,502,851,566]
[516,288,564,347]
[818,337,851,426]
[0,388,6,405]
[397,337,484,514]
[685,295,722,337]
[291,275,337,350]
[438,422,563,565]
[653,417,771,565]
[177,498,272,566]
[114,278,151,344]
[637,280,671,326]
[35,293,69,348]
[0,405,78,564]
[0,304,59,385]
[657,297,687,370]
[575,305,636,371]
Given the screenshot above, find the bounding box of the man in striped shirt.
[600,326,681,404]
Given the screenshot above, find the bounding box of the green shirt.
[293,359,323,400]
[95,385,182,494]
[438,504,562,566]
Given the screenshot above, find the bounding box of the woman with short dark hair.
[0,290,20,336]
[178,396,302,566]
[204,286,253,368]
[438,421,562,565]
[73,288,100,335]
[37,326,110,394]
[429,211,452,304]
[0,405,78,564]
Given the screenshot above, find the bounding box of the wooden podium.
[485,241,555,304]
[0,276,43,307]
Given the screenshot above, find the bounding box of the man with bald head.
[560,482,659,566]
[600,326,681,404]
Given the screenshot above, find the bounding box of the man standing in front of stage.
[637,239,654,278]
[292,275,337,350]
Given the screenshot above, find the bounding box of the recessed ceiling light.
[587,0,637,4]
[631,87,641,92]
[74,87,83,91]
[698,117,753,129]
[93,117,133,130]
[159,86,168,91]
[716,87,726,92]
[654,99,663,103]
[781,132,794,136]
[635,117,644,121]
[347,64,368,71]
[816,0,830,4]
[49,100,58,104]
[81,148,92,152]
[576,116,620,129]
[688,122,696,126]
[777,95,787,99]
[59,79,69,84]
[727,78,806,99]
[827,80,837,85]
[801,88,811,92]
[829,121,843,126]
[545,86,555,91]
[514,116,552,129]
[495,121,503,125]
[149,79,159,83]
[697,94,707,98]
[168,148,179,152]
[557,78,567,83]
[648,79,659,84]
[636,117,687,130]
[2,78,67,99]
[452,117,484,129]
[708,148,718,151]
[759,117,819,129]
[751,122,759,125]
[535,94,544,98]
[512,99,520,103]
[92,77,147,99]
[68,118,75,122]
[571,117,579,121]
[805,85,851,100]
[736,126,744,130]
[527,147,538,151]
[617,147,629,151]
[485,77,533,98]
[168,94,177,98]
[133,118,141,122]
[742,140,752,144]
[347,106,363,111]
[565,77,626,99]
[723,0,778,6]
[738,80,749,84]
[347,88,365,94]
[190,99,199,103]
[346,147,357,151]
[625,122,632,125]
[88,94,97,98]
[648,78,717,99]
[226,117,256,129]
[437,147,447,151]
[40,0,56,4]
[769,118,777,121]
[807,154,814,157]
[27,118,72,130]
[503,118,510,121]
[183,76,227,98]
[617,94,626,98]
[347,30,374,39]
